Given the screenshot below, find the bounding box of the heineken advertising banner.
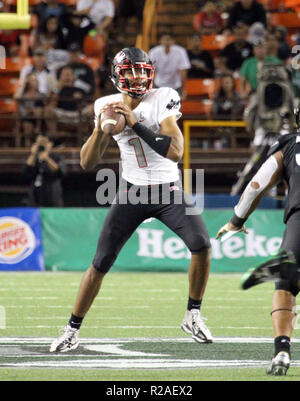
[40,208,285,273]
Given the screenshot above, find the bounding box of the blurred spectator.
[226,0,267,31]
[292,66,300,100]
[295,30,300,45]
[291,30,300,97]
[14,73,46,146]
[33,0,69,30]
[193,1,223,35]
[62,12,95,51]
[30,15,66,54]
[239,39,281,98]
[23,134,67,207]
[149,33,191,98]
[116,0,145,44]
[96,60,109,95]
[265,11,274,35]
[58,43,96,97]
[45,65,92,133]
[187,34,214,78]
[213,55,232,78]
[220,22,253,71]
[19,47,57,95]
[76,0,115,37]
[266,32,280,58]
[0,30,20,57]
[274,26,291,62]
[219,0,235,13]
[46,46,69,74]
[212,74,244,118]
[0,2,10,12]
[247,22,266,45]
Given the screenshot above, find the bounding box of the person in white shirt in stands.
[149,32,191,99]
[19,47,57,96]
[76,0,115,37]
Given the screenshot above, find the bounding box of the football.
[100,105,126,135]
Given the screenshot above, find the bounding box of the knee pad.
[275,279,300,297]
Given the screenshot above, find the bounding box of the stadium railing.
[182,119,249,193]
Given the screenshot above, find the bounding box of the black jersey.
[268,133,300,223]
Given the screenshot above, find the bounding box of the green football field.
[0,271,300,381]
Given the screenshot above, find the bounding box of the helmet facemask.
[112,60,154,98]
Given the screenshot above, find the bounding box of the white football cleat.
[50,325,79,353]
[266,351,290,376]
[181,309,213,343]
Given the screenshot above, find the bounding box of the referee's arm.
[216,151,284,239]
[233,151,284,222]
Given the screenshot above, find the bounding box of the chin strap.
[270,308,297,316]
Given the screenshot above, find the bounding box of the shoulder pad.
[267,133,298,157]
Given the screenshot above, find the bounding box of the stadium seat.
[0,98,17,131]
[270,12,300,28]
[285,0,300,12]
[60,0,77,5]
[80,56,101,72]
[83,34,105,64]
[258,0,285,10]
[181,99,213,115]
[0,77,19,96]
[185,79,216,98]
[234,77,241,92]
[0,57,32,75]
[272,0,286,8]
[0,98,17,113]
[287,32,298,46]
[201,35,234,51]
[1,57,22,74]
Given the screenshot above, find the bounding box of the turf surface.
[0,272,299,381]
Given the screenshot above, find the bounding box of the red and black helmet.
[111,47,155,98]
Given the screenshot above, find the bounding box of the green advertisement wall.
[40,208,286,273]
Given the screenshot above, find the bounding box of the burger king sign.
[0,209,44,271]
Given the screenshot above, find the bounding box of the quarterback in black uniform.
[216,110,300,376]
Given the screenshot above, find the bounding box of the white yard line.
[1,336,300,343]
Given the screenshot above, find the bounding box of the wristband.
[132,122,171,158]
[230,213,247,227]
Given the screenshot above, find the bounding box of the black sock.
[274,336,291,356]
[69,314,83,330]
[187,297,202,311]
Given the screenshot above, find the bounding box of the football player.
[216,109,300,376]
[50,47,213,352]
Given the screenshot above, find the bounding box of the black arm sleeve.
[131,122,172,158]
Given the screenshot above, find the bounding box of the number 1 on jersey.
[128,137,148,168]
